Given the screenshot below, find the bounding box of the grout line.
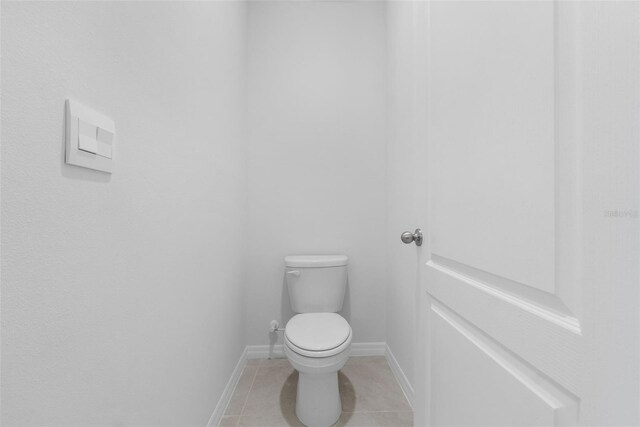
[235,363,260,425]
[341,410,414,414]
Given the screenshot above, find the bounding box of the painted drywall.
[1,2,247,425]
[246,1,387,346]
[385,0,429,393]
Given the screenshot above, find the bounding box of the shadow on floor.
[280,370,355,426]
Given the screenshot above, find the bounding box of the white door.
[420,1,639,426]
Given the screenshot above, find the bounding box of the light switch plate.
[65,99,115,173]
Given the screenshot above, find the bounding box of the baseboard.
[351,341,386,356]
[206,347,248,427]
[246,344,286,359]
[245,341,387,360]
[385,344,414,408]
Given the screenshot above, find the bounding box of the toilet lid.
[285,313,351,352]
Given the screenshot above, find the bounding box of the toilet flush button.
[287,270,300,277]
[65,99,115,173]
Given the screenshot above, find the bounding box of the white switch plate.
[65,99,115,173]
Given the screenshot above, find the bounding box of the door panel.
[429,1,556,292]
[422,1,639,425]
[430,302,577,427]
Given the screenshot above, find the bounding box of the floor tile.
[222,355,412,427]
[225,365,259,416]
[337,411,413,427]
[260,358,291,368]
[237,412,305,427]
[241,363,298,417]
[339,358,411,413]
[344,355,386,366]
[219,415,239,427]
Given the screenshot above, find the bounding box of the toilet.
[283,255,352,427]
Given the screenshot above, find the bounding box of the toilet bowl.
[284,312,352,427]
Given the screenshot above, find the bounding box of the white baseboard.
[208,342,413,427]
[351,341,386,356]
[206,347,248,427]
[385,344,414,408]
[246,344,285,359]
[245,341,387,360]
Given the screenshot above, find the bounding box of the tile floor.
[219,356,412,427]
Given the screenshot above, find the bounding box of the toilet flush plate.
[65,99,115,173]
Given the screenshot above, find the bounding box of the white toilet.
[283,255,352,427]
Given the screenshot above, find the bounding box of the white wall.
[385,1,429,393]
[1,2,247,425]
[246,1,387,346]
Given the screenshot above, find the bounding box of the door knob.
[400,228,423,246]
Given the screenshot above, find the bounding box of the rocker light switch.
[78,120,98,154]
[78,134,98,154]
[65,100,115,173]
[96,127,114,159]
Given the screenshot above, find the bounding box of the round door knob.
[400,228,423,246]
[400,231,415,244]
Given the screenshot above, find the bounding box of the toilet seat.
[285,313,352,358]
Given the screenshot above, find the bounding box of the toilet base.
[296,371,341,427]
[284,339,351,427]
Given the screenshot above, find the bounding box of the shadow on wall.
[341,278,351,327]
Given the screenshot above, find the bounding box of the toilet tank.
[284,255,348,313]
